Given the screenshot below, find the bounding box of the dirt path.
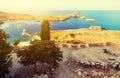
[54,48,78,78]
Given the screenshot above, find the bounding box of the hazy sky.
[0,0,120,14]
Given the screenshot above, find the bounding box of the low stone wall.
[57,42,114,48]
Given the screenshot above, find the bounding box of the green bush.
[13,38,20,45]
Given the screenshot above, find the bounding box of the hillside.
[51,26,120,48]
[0,12,80,21]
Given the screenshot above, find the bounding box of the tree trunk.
[34,61,37,74]
[42,63,45,74]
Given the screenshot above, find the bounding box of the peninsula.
[0,12,80,21]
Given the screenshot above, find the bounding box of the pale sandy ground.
[54,46,120,78]
[70,47,118,62]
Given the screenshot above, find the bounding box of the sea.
[0,10,120,43]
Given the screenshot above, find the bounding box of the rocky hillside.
[0,12,80,21]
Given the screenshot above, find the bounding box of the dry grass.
[51,28,120,48]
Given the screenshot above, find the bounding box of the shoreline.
[12,26,120,49]
[0,12,80,21]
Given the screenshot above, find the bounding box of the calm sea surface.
[0,10,120,43]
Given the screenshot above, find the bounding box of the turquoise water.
[0,10,120,43]
[49,10,120,30]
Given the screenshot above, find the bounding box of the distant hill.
[0,12,6,13]
[0,12,80,21]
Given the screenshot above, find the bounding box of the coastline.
[1,12,120,48]
[16,26,120,49]
[0,12,80,21]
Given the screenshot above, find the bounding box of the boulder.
[22,29,32,37]
[78,71,82,76]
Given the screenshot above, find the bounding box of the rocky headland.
[0,12,80,21]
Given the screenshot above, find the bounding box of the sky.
[0,0,120,14]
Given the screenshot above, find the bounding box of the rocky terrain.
[0,21,4,25]
[53,47,120,78]
[0,12,96,22]
[51,26,120,48]
[10,46,120,78]
[0,12,80,21]
[18,26,120,48]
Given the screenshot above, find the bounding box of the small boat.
[80,16,86,19]
[86,18,96,22]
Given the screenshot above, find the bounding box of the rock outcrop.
[0,12,80,21]
[21,29,32,37]
[89,26,103,30]
[0,21,4,25]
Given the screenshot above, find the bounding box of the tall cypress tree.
[41,20,50,40]
[0,30,12,78]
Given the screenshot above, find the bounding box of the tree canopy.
[17,40,63,74]
[0,29,12,78]
[17,20,62,75]
[41,20,50,40]
[34,32,41,37]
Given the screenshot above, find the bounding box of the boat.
[86,18,96,22]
